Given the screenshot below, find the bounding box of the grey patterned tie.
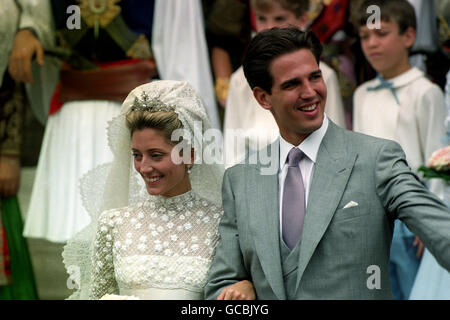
[282,147,305,250]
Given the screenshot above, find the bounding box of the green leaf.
[418,166,450,183]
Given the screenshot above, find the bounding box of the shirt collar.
[279,116,329,169]
[376,67,423,89]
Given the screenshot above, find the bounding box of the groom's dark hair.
[242,27,322,94]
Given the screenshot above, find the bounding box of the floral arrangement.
[418,146,450,183]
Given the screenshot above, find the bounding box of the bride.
[62,80,253,299]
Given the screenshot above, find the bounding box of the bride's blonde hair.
[125,110,184,145]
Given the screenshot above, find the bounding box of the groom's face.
[254,48,327,146]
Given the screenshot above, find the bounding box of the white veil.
[62,80,224,299]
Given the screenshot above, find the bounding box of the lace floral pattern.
[90,191,222,299]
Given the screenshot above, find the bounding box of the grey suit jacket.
[205,121,450,299]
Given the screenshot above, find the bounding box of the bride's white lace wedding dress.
[90,190,222,300]
[63,80,225,300]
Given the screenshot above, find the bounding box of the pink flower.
[428,146,450,171]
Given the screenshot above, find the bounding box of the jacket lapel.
[295,123,358,291]
[247,140,287,300]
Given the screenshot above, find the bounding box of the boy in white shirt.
[353,0,446,300]
[223,0,346,168]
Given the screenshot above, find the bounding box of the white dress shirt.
[278,116,329,234]
[353,67,446,197]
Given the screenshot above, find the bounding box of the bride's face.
[131,128,191,197]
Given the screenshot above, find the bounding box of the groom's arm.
[375,140,450,271]
[204,169,250,299]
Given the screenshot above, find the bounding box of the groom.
[205,28,450,299]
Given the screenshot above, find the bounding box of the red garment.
[0,205,11,286]
[249,7,257,32]
[311,0,349,43]
[49,58,147,115]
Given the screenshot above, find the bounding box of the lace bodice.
[90,190,223,299]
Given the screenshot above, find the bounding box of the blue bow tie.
[366,75,400,105]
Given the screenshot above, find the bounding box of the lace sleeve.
[89,211,119,299]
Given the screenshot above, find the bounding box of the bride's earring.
[187,165,192,174]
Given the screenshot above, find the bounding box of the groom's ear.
[253,86,272,111]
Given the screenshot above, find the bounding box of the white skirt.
[23,100,120,243]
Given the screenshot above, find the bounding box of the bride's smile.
[131,128,192,197]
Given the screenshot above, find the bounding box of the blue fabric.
[120,0,155,38]
[389,220,421,300]
[409,249,450,299]
[409,185,450,300]
[367,74,401,105]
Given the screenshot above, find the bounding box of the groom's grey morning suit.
[205,120,450,299]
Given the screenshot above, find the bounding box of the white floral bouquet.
[418,146,450,183]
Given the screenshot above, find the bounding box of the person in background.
[8,0,219,245]
[0,0,38,299]
[407,0,449,91]
[203,0,252,112]
[352,0,447,300]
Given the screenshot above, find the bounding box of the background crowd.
[0,0,449,300]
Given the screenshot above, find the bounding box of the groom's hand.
[217,280,256,300]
